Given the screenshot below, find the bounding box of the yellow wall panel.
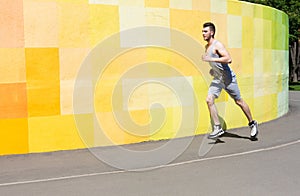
[242,2,254,17]
[211,13,228,46]
[95,112,149,145]
[192,0,210,11]
[89,4,119,46]
[145,0,169,8]
[0,83,27,118]
[241,48,254,75]
[58,1,90,47]
[170,0,192,10]
[59,48,90,80]
[146,8,170,27]
[149,107,179,140]
[227,0,242,15]
[28,115,93,153]
[24,0,58,47]
[170,9,209,43]
[27,81,60,117]
[119,0,144,7]
[0,48,26,83]
[0,118,28,155]
[224,100,248,129]
[211,0,227,14]
[0,0,24,48]
[25,48,60,81]
[253,18,264,48]
[227,15,242,48]
[228,48,242,72]
[242,16,254,48]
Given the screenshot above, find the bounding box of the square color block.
[253,18,264,48]
[119,0,144,7]
[0,48,26,83]
[60,80,74,115]
[263,49,272,73]
[170,9,209,42]
[192,0,210,11]
[145,0,169,8]
[27,81,60,117]
[227,15,242,48]
[277,90,288,117]
[241,48,254,75]
[242,16,254,48]
[227,0,242,15]
[146,8,170,27]
[0,0,24,48]
[272,21,285,50]
[210,0,227,14]
[253,4,263,18]
[253,48,263,74]
[28,115,93,153]
[237,75,254,100]
[89,4,119,47]
[0,83,27,118]
[170,0,193,10]
[119,6,146,31]
[224,99,248,129]
[89,0,118,5]
[211,13,228,46]
[59,48,90,80]
[58,1,90,47]
[263,19,272,49]
[25,48,60,81]
[63,80,93,115]
[241,2,254,17]
[149,107,179,140]
[0,118,28,155]
[23,0,58,47]
[95,111,149,145]
[253,74,264,98]
[228,48,242,73]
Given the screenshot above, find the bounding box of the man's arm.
[202,41,232,64]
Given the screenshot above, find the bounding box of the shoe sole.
[208,130,225,139]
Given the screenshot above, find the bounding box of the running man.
[201,22,258,139]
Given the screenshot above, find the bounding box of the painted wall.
[0,0,289,155]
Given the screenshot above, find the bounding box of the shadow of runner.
[208,138,225,144]
[221,132,258,141]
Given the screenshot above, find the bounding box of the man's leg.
[206,94,224,138]
[235,98,258,139]
[206,94,220,125]
[234,98,252,122]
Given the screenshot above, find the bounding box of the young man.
[201,22,258,139]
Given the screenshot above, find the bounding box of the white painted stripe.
[289,99,300,102]
[0,139,299,187]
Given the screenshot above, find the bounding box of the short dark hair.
[203,22,216,38]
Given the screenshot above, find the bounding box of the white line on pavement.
[0,139,299,187]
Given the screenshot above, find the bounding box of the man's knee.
[206,95,215,106]
[235,99,244,107]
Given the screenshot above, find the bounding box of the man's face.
[202,27,213,41]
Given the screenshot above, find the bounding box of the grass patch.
[289,82,300,91]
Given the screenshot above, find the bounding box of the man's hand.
[202,54,213,62]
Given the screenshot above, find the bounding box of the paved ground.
[0,91,299,196]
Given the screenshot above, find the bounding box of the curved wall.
[0,0,289,155]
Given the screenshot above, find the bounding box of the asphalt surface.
[0,91,299,196]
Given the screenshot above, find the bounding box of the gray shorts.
[208,75,241,100]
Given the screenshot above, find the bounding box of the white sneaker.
[208,125,224,139]
[249,120,258,139]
